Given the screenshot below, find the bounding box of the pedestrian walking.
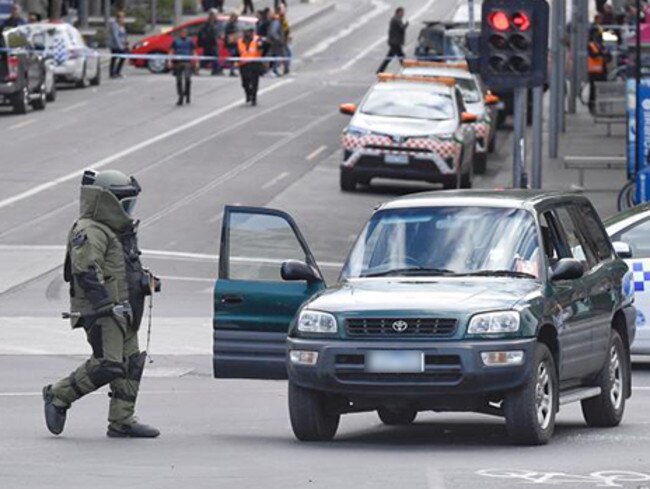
[198,10,222,75]
[42,169,161,439]
[224,11,240,76]
[0,4,26,33]
[267,11,286,76]
[376,7,409,74]
[241,0,254,15]
[238,25,263,105]
[109,11,129,78]
[587,25,609,113]
[169,26,197,106]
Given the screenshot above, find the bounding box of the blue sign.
[637,78,650,174]
[627,79,636,178]
[0,0,12,20]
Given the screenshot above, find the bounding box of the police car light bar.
[402,59,469,71]
[377,73,456,87]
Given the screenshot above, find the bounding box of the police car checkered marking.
[632,261,648,292]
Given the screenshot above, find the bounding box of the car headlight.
[345,125,370,138]
[297,310,338,334]
[467,311,520,335]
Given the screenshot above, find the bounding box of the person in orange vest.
[238,26,264,106]
[587,25,608,113]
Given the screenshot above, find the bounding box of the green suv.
[213,191,636,445]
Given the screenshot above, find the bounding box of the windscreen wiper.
[457,270,536,279]
[361,267,455,278]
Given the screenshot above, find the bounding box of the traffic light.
[479,0,549,89]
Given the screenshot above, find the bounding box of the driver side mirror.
[551,258,584,281]
[461,112,478,123]
[612,241,632,259]
[339,103,357,116]
[281,260,320,283]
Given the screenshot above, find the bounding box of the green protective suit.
[50,185,150,427]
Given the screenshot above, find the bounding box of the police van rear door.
[213,206,325,380]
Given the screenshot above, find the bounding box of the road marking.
[303,0,390,59]
[306,145,328,161]
[340,0,441,71]
[60,101,89,113]
[257,131,294,137]
[8,119,36,131]
[0,78,294,211]
[157,274,215,283]
[262,171,290,189]
[478,469,650,487]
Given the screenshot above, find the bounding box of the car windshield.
[361,87,454,121]
[341,206,541,279]
[400,70,482,104]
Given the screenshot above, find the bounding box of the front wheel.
[581,330,628,427]
[504,343,557,445]
[147,53,168,74]
[12,85,29,114]
[378,407,417,426]
[288,382,339,442]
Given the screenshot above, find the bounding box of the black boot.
[42,385,67,435]
[107,421,160,438]
[185,93,190,104]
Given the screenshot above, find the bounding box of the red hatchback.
[130,14,257,73]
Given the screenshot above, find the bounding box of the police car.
[606,204,650,355]
[338,74,477,191]
[401,60,500,174]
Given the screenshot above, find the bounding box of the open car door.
[213,206,326,380]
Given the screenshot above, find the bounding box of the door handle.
[221,294,243,305]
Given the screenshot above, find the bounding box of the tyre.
[90,62,101,86]
[377,407,417,426]
[12,85,29,114]
[32,83,46,110]
[504,343,557,445]
[288,381,339,442]
[340,169,357,192]
[581,330,627,427]
[76,63,88,88]
[473,152,487,175]
[147,53,168,74]
[46,81,57,102]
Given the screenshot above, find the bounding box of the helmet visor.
[121,197,137,215]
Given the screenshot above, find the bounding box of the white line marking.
[303,0,390,59]
[8,118,36,131]
[340,0,441,71]
[306,145,328,161]
[262,171,290,189]
[0,79,294,211]
[60,101,89,113]
[157,274,215,283]
[257,131,294,137]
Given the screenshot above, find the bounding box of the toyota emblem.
[392,320,409,332]
[393,135,404,144]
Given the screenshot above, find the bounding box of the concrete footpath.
[480,97,628,218]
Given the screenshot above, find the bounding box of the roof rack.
[402,59,469,71]
[377,73,456,87]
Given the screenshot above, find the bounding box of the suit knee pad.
[127,351,147,382]
[87,360,125,388]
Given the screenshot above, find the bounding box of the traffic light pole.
[513,87,528,188]
[532,85,543,188]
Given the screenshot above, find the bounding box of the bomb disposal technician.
[42,169,161,438]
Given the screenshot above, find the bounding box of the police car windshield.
[342,206,541,279]
[361,86,454,121]
[401,69,482,104]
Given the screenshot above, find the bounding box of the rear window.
[4,30,29,49]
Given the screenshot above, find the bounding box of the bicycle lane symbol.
[477,469,650,487]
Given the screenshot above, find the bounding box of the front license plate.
[366,351,424,373]
[384,154,409,165]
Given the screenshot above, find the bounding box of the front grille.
[365,144,432,153]
[334,353,462,384]
[346,317,457,337]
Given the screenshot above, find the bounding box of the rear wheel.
[147,52,168,74]
[12,85,29,114]
[378,407,417,426]
[32,83,47,110]
[75,63,88,88]
[46,80,57,102]
[581,330,627,427]
[288,382,339,442]
[90,62,101,86]
[504,343,557,445]
[340,168,357,192]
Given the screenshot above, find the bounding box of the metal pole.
[513,87,527,188]
[174,0,182,26]
[569,0,579,113]
[532,86,544,188]
[549,0,560,158]
[103,0,110,33]
[468,0,476,33]
[79,0,88,29]
[635,0,641,176]
[559,0,566,132]
[151,0,157,30]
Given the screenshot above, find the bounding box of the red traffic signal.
[488,11,510,32]
[512,11,531,31]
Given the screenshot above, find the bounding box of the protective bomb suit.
[42,169,161,438]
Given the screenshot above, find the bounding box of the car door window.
[554,206,595,269]
[186,22,205,37]
[573,203,612,263]
[539,212,564,268]
[615,217,650,258]
[225,210,309,281]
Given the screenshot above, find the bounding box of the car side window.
[539,213,563,268]
[573,203,612,263]
[614,217,650,258]
[454,88,466,115]
[187,22,205,37]
[553,206,595,269]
